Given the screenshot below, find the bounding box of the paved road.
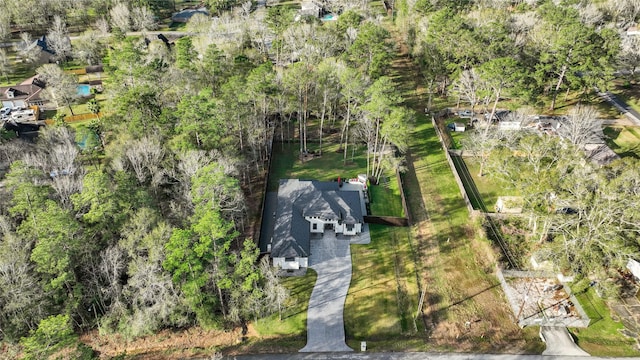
[300,231,353,352]
[597,90,640,126]
[540,327,590,356]
[227,353,637,360]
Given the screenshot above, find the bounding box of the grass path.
[386,26,544,352]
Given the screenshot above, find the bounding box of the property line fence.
[364,215,409,227]
[396,169,412,225]
[44,113,103,125]
[432,115,519,268]
[431,116,476,215]
[256,128,276,252]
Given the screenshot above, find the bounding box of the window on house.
[285,257,295,262]
[312,223,317,230]
[346,224,354,231]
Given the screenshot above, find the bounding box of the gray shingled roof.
[270,179,363,259]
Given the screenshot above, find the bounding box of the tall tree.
[46,15,72,63]
[36,64,79,115]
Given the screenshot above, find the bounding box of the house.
[627,259,640,281]
[24,35,56,64]
[171,7,209,23]
[0,77,47,109]
[299,0,322,18]
[269,179,364,270]
[627,26,640,36]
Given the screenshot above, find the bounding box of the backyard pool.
[321,13,337,21]
[77,84,91,96]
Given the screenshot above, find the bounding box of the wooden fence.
[364,215,409,227]
[431,116,477,216]
[45,113,102,125]
[396,169,412,225]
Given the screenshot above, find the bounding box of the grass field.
[383,25,545,352]
[570,280,640,356]
[251,269,317,351]
[268,141,368,191]
[461,157,520,211]
[603,126,640,158]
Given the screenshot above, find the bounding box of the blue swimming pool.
[321,13,337,21]
[77,84,91,96]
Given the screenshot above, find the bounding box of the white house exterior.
[269,179,365,270]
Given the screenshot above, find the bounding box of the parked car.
[459,110,474,118]
[0,107,10,116]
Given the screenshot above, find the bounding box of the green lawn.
[570,280,640,356]
[0,51,37,87]
[603,126,640,158]
[369,181,404,217]
[268,141,368,191]
[461,157,520,211]
[345,224,421,346]
[254,269,316,338]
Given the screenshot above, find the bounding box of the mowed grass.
[403,115,543,352]
[603,126,640,158]
[570,280,640,356]
[369,181,404,217]
[268,141,367,191]
[461,157,520,211]
[254,269,317,339]
[345,224,421,347]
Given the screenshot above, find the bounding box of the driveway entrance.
[299,230,353,352]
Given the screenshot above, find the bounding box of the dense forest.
[0,0,640,357]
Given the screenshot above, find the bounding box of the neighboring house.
[269,179,364,270]
[0,77,47,108]
[24,35,56,64]
[171,7,209,23]
[627,259,640,281]
[627,26,640,36]
[299,0,322,17]
[495,196,523,214]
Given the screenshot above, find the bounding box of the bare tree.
[452,68,483,110]
[558,105,603,149]
[604,0,640,29]
[240,1,252,17]
[46,15,72,63]
[619,36,640,77]
[131,6,157,32]
[123,136,166,186]
[110,2,131,33]
[14,32,42,64]
[24,126,84,207]
[94,17,111,35]
[73,30,104,66]
[36,64,79,115]
[259,257,288,320]
[577,3,604,26]
[0,48,11,82]
[0,217,49,338]
[0,11,10,41]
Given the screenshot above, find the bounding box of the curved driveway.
[299,231,353,352]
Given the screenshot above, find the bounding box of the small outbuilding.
[495,196,523,214]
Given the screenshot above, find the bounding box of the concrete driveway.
[540,326,590,356]
[299,231,353,352]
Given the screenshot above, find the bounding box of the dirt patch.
[80,327,243,359]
